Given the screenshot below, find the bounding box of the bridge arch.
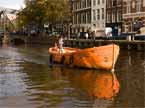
[11,38,25,45]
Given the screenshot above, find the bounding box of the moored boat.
[49,44,119,70]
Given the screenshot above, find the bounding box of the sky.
[0,0,24,10]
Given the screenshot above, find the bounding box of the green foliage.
[17,0,70,28]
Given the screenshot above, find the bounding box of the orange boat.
[49,44,119,70]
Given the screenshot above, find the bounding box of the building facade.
[71,0,106,36]
[106,0,123,36]
[71,0,145,36]
[123,0,145,33]
[91,0,106,31]
[71,0,91,35]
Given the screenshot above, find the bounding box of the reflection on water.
[51,67,120,108]
[0,45,144,108]
[52,67,120,99]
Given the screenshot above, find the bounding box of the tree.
[17,0,70,32]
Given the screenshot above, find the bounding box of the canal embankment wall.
[64,39,145,51]
[0,35,145,51]
[26,37,145,51]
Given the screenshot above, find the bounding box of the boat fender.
[49,54,54,64]
[52,48,58,51]
[69,55,74,65]
[61,56,65,64]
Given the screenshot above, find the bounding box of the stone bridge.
[0,35,28,45]
[9,35,28,45]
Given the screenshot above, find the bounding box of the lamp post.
[2,10,9,45]
[3,10,6,36]
[69,23,72,39]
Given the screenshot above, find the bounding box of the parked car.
[80,32,87,39]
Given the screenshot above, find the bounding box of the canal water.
[0,44,144,108]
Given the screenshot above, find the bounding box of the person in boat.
[52,42,59,51]
[91,31,96,40]
[85,32,89,39]
[58,36,64,53]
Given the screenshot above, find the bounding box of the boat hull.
[49,44,120,70]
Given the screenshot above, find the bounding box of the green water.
[0,45,144,108]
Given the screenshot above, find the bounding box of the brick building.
[123,0,145,34]
[106,0,123,36]
[91,0,106,32]
[71,0,91,35]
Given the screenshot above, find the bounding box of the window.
[126,1,131,13]
[82,0,86,8]
[93,0,96,6]
[78,13,81,24]
[74,14,77,24]
[76,14,78,24]
[102,8,104,19]
[93,10,96,21]
[87,0,91,7]
[97,0,100,5]
[107,12,111,23]
[107,0,112,8]
[74,2,77,10]
[73,16,75,24]
[81,13,83,23]
[79,1,82,9]
[81,1,84,8]
[143,0,145,7]
[112,0,116,6]
[77,1,80,9]
[117,0,122,5]
[82,12,86,23]
[118,12,122,22]
[136,0,141,12]
[87,11,91,23]
[97,9,100,20]
[112,12,115,22]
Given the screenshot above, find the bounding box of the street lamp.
[3,10,6,36]
[69,22,72,39]
[2,10,9,45]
